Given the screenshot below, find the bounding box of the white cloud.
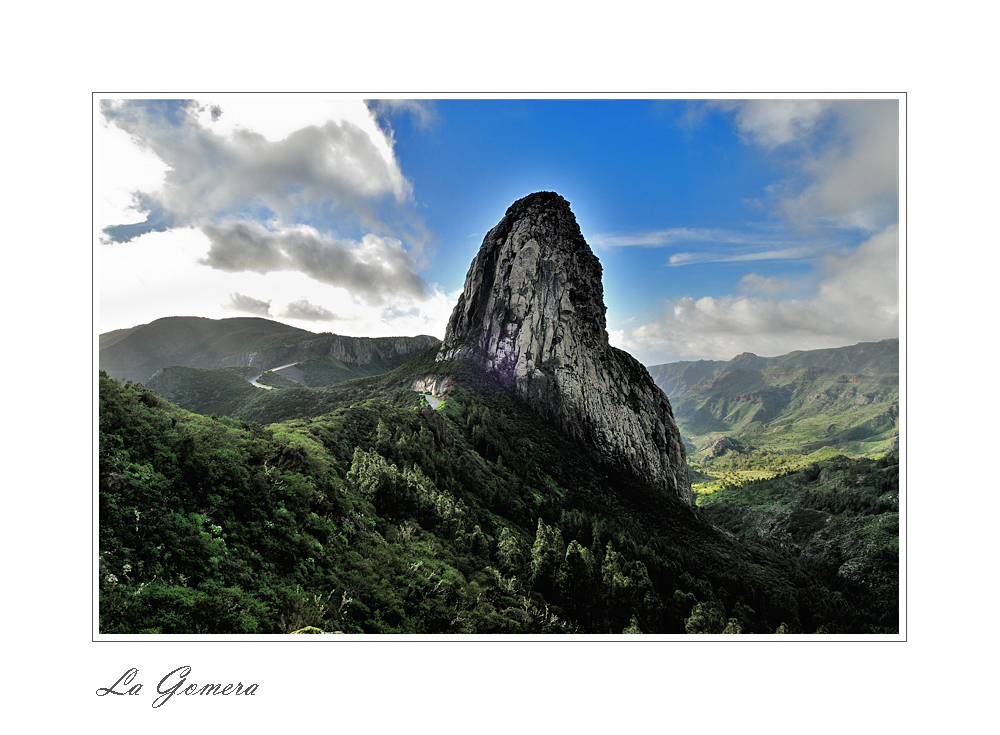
[718,99,899,233]
[99,226,459,339]
[199,222,427,304]
[615,224,899,365]
[783,101,899,232]
[668,245,816,266]
[98,96,439,333]
[99,118,169,227]
[721,99,829,148]
[193,95,394,154]
[101,99,412,240]
[366,99,440,131]
[591,226,822,268]
[592,227,734,248]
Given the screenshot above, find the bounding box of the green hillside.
[699,453,899,632]
[99,351,897,634]
[648,338,898,400]
[99,316,440,386]
[676,365,898,455]
[144,350,438,420]
[100,316,313,384]
[648,340,899,465]
[144,365,258,417]
[289,353,433,387]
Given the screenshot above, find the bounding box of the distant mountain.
[648,339,898,400]
[99,316,440,385]
[647,339,899,459]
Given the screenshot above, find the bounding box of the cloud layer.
[604,99,899,364]
[100,98,431,305]
[720,99,899,233]
[200,223,426,305]
[101,99,411,239]
[612,225,898,364]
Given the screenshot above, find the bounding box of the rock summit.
[438,192,691,504]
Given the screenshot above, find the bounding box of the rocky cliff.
[437,192,691,504]
[294,334,441,368]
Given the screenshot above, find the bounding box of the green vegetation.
[99,316,313,384]
[256,370,304,389]
[648,340,899,464]
[674,365,898,459]
[697,453,899,633]
[99,356,895,634]
[145,366,257,417]
[99,339,900,635]
[293,354,424,387]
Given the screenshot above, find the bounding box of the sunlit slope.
[648,340,899,458]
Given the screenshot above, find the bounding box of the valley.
[646,339,899,504]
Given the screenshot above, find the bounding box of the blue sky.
[98,96,899,365]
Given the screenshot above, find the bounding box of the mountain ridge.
[648,338,899,399]
[99,315,440,385]
[647,339,900,460]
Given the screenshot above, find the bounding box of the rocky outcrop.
[705,436,745,459]
[410,375,454,397]
[437,192,691,504]
[221,334,440,372]
[296,334,440,368]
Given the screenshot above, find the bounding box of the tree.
[684,601,727,634]
[496,527,525,576]
[558,540,597,627]
[530,519,564,600]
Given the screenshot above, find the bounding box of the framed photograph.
[96,95,902,639]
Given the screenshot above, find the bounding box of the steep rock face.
[437,192,691,504]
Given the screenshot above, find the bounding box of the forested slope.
[99,358,896,634]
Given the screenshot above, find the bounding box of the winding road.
[248,362,299,390]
